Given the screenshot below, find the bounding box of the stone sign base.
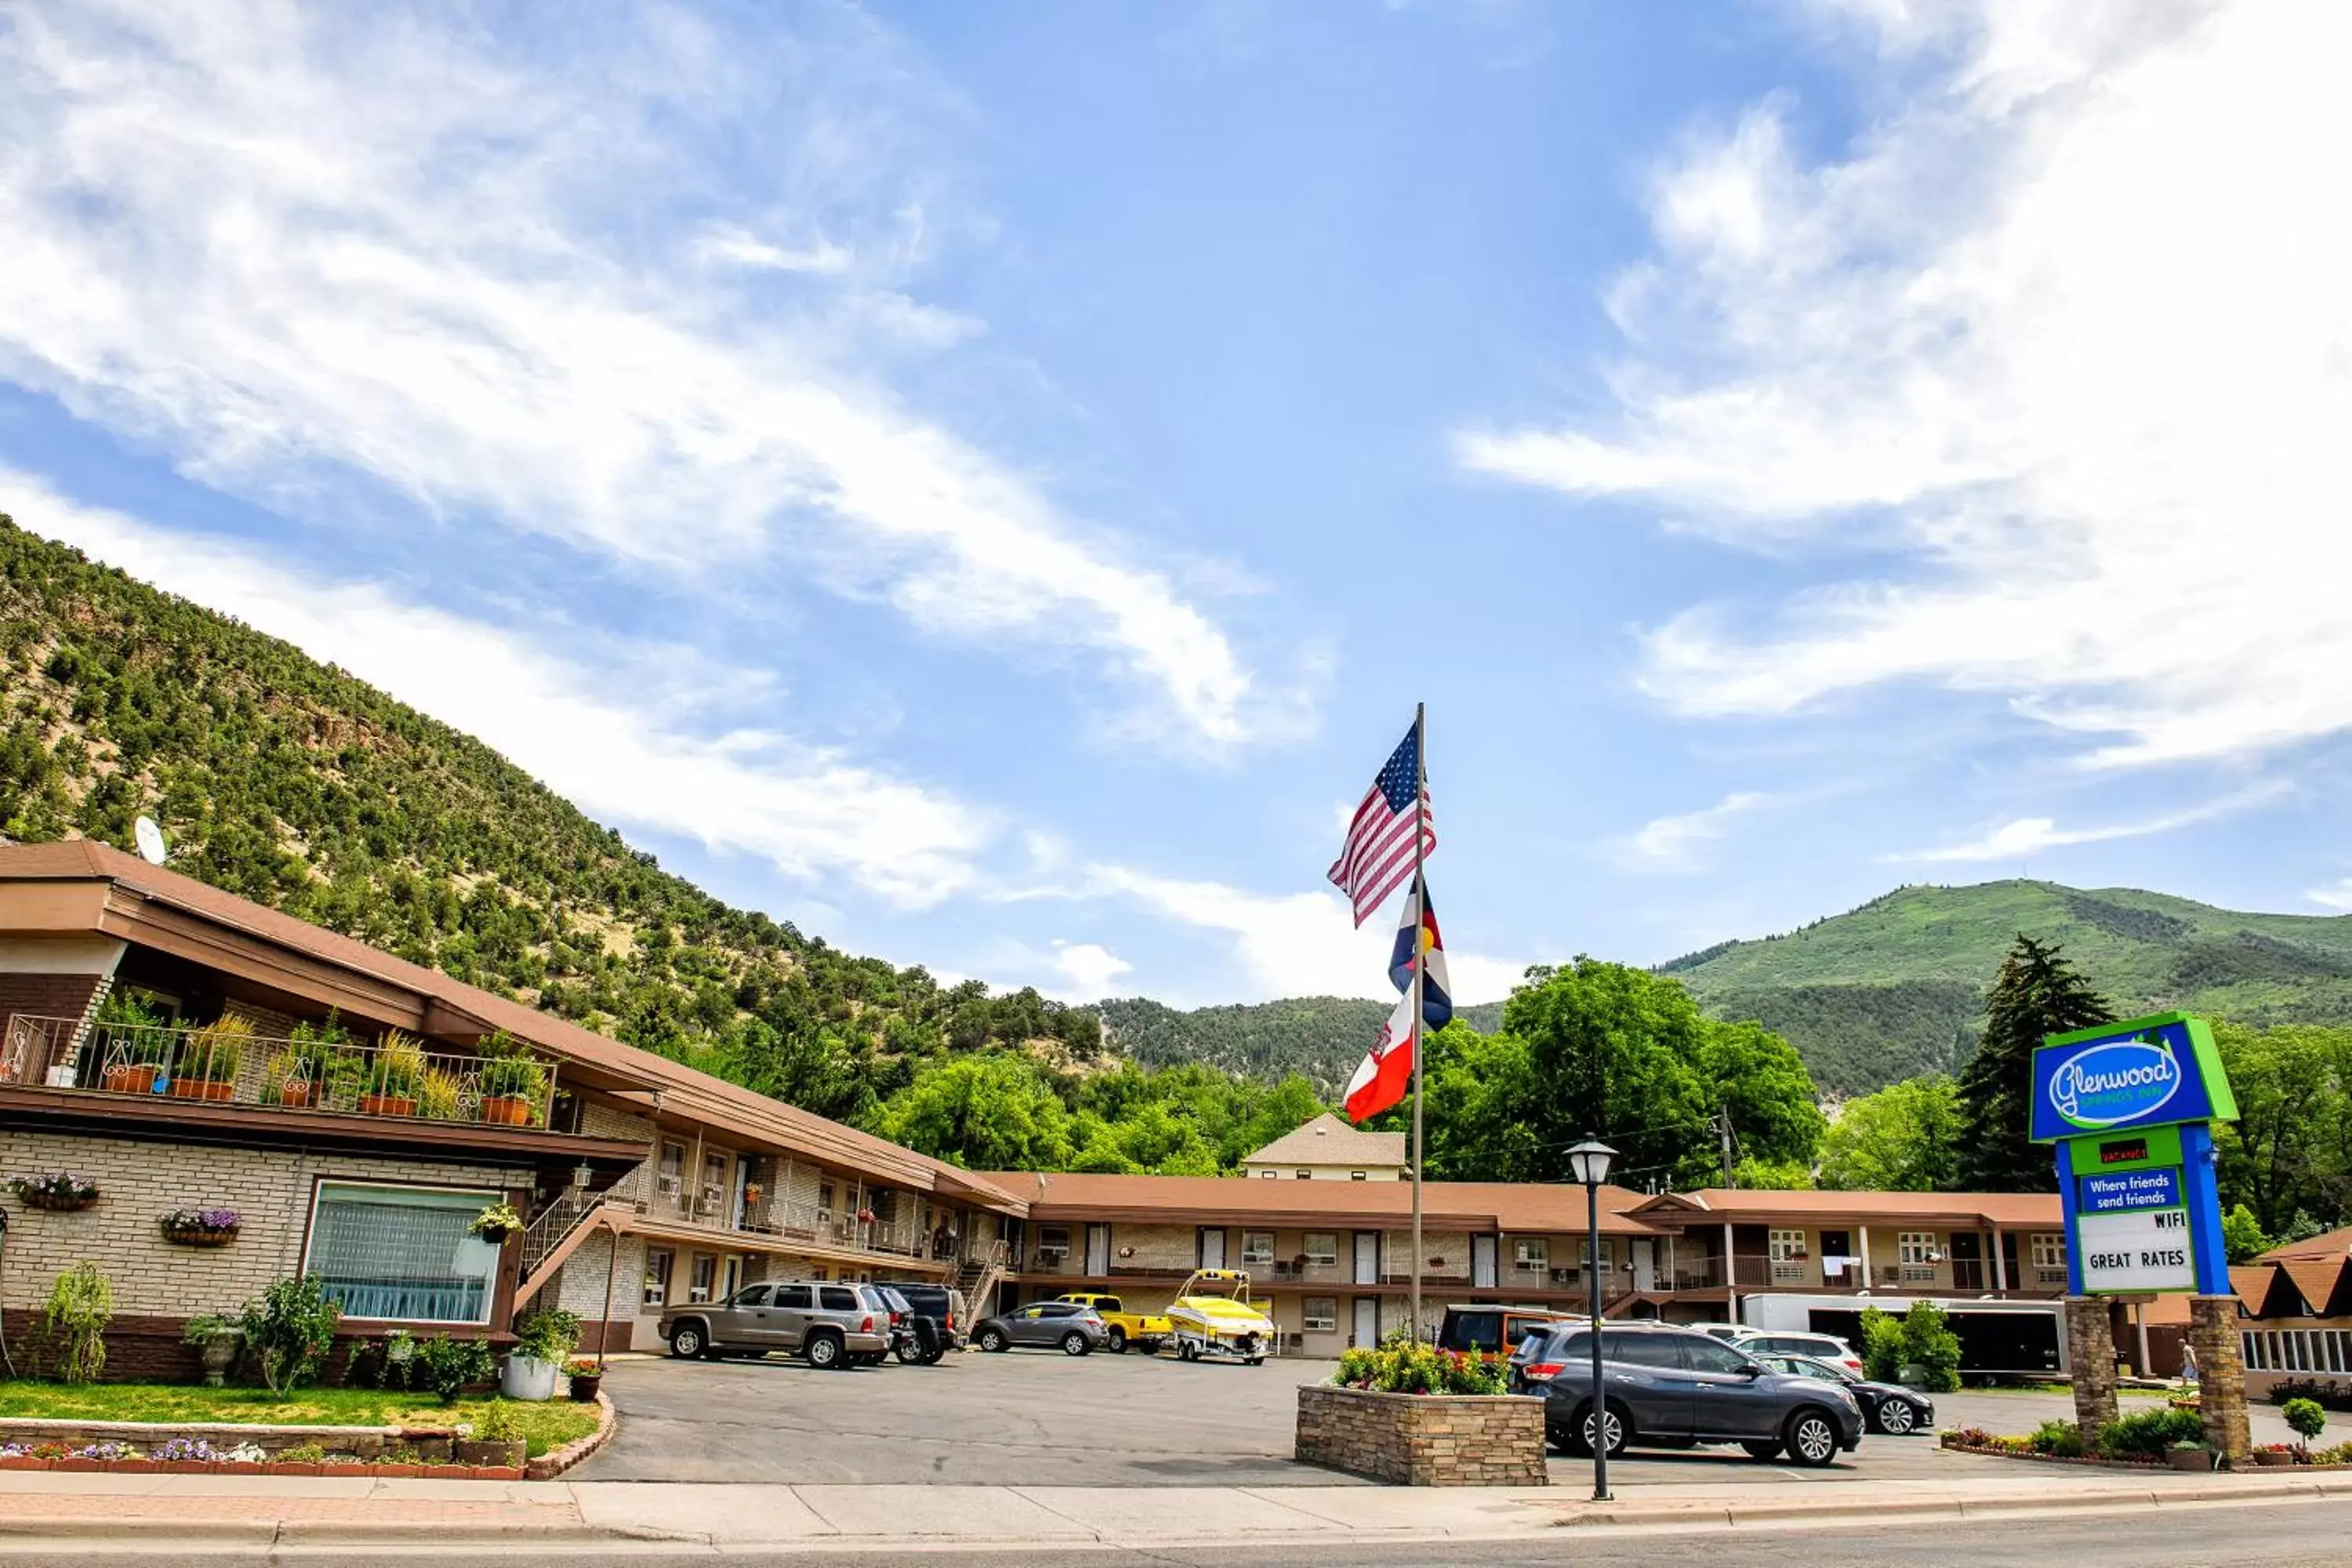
[1295,1385,1547,1486]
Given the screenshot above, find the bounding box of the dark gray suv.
[1532,1323,1864,1467]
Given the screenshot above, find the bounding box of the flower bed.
[1941,1427,2352,1472]
[1298,1340,1544,1486]
[0,1434,524,1479]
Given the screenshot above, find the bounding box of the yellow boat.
[1164,1269,1276,1365]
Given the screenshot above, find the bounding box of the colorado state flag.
[1387,874,1453,1029]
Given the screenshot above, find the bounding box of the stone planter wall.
[1295,1385,1546,1486]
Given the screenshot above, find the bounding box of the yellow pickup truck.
[1053,1292,1170,1356]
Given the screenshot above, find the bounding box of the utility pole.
[1719,1104,1736,1189]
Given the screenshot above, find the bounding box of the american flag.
[1327,724,1436,927]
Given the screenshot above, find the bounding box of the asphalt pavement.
[575,1350,2304,1487]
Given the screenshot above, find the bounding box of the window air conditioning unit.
[657,1176,682,1196]
[1550,1268,1578,1286]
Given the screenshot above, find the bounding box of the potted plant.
[501,1308,581,1402]
[475,1031,547,1127]
[565,1357,603,1401]
[181,1312,243,1387]
[418,1065,464,1121]
[96,991,172,1094]
[2165,1439,2212,1472]
[469,1202,524,1245]
[10,1172,100,1211]
[358,1030,425,1116]
[453,1401,524,1469]
[161,1207,241,1247]
[170,1014,251,1102]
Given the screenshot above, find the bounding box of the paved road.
[577,1351,2296,1487]
[11,1497,2347,1566]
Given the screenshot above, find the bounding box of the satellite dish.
[133,816,167,866]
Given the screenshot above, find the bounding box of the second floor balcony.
[2,1012,560,1130]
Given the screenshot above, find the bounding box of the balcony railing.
[2,1014,558,1130]
[635,1185,948,1261]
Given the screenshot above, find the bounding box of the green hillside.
[0,517,1102,1127]
[1662,882,2352,1094]
[1101,996,1504,1098]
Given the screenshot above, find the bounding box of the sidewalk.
[0,1465,2345,1551]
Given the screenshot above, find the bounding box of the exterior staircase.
[955,1239,1010,1319]
[514,1192,616,1308]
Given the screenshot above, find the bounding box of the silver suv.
[659,1281,894,1370]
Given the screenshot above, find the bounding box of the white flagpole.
[1410,701,1426,1342]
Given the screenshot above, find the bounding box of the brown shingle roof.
[0,840,1022,1210]
[2259,1224,2352,1262]
[1632,1187,2063,1229]
[975,1171,1661,1234]
[1240,1112,1406,1169]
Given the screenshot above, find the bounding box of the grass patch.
[0,1382,597,1457]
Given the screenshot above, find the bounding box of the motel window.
[1242,1232,1276,1265]
[818,1181,836,1220]
[304,1182,501,1325]
[1769,1229,1807,1262]
[657,1143,686,1199]
[1261,1171,1278,1179]
[1897,1232,1938,1265]
[2030,1234,2066,1269]
[2241,1331,2260,1370]
[1304,1298,1338,1333]
[1514,1238,1548,1271]
[643,1249,673,1308]
[688,1255,716,1304]
[1351,1171,1367,1181]
[1304,1233,1338,1266]
[1036,1225,1070,1262]
[1578,1238,1612,1270]
[1296,1169,1311,1180]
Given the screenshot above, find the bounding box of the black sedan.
[1755,1353,1935,1436]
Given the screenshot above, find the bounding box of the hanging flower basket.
[470,1203,525,1244]
[10,1174,99,1212]
[160,1207,241,1247]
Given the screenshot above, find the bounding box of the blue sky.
[3,1,2348,1007]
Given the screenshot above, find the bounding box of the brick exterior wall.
[0,1129,528,1379]
[0,972,107,1078]
[1295,1385,1547,1486]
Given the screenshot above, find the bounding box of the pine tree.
[1955,935,2114,1192]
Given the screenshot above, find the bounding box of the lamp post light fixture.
[1566,1135,1617,1502]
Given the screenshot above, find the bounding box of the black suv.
[1530,1323,1864,1467]
[886,1282,967,1363]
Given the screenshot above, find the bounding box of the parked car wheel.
[804,1330,845,1370]
[895,1339,927,1365]
[1875,1399,1918,1436]
[1784,1409,1840,1468]
[668,1323,706,1359]
[1061,1330,1091,1356]
[1740,1439,1782,1461]
[978,1327,1009,1352]
[1106,1327,1128,1354]
[922,1345,948,1365]
[1569,1401,1629,1460]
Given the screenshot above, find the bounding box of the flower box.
[16,1190,98,1212]
[360,1094,418,1118]
[1295,1385,1547,1486]
[162,1225,240,1247]
[274,1080,315,1109]
[477,1094,534,1126]
[167,1079,237,1102]
[103,1065,161,1095]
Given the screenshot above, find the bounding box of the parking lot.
[574,1351,2281,1487]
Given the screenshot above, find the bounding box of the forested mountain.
[1663,882,2352,1095]
[0,518,1102,1129]
[1101,996,1501,1098]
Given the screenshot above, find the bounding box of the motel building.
[0,838,2074,1374]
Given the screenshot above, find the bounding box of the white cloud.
[1084,864,1526,1007]
[1886,784,2283,864]
[1621,792,1768,872]
[5,477,989,906]
[2308,880,2352,913]
[1456,2,2352,771]
[1047,942,1133,1000]
[0,2,1275,744]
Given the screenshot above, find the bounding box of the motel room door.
[1351,1297,1379,1348]
[1632,1239,1656,1293]
[1472,1235,1498,1288]
[1084,1223,1112,1277]
[1353,1231,1380,1285]
[1199,1228,1227,1269]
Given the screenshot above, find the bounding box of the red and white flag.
[1328,723,1435,927]
[1343,990,1417,1123]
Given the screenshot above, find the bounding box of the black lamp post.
[1566,1134,1617,1502]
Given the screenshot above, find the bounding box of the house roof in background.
[2259,1225,2352,1262]
[1240,1112,1406,1169]
[977,1171,1659,1234]
[1631,1187,2063,1229]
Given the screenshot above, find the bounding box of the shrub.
[2096,1406,2205,1458]
[1857,1306,1904,1383]
[2028,1418,2085,1458]
[1330,1334,1508,1396]
[476,1400,522,1443]
[238,1273,342,1394]
[1897,1301,1962,1394]
[39,1263,112,1384]
[278,1443,328,1465]
[2283,1397,2328,1450]
[514,1308,583,1366]
[418,1335,495,1403]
